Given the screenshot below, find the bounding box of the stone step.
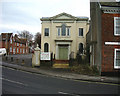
[53,64,69,68]
[53,60,69,64]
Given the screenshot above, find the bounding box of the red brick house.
[0,33,29,55]
[87,2,120,76]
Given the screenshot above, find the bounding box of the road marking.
[0,77,28,86]
[58,91,70,95]
[58,91,80,96]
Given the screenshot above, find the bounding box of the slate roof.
[0,33,27,44]
[100,2,120,7]
[41,12,89,21]
[14,34,27,44]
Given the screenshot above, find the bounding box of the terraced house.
[40,13,89,63]
[87,2,120,75]
[0,33,29,55]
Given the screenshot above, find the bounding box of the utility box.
[32,44,41,67]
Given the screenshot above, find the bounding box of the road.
[1,66,119,95]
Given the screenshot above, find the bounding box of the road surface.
[1,66,119,95]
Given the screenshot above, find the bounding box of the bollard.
[11,57,13,62]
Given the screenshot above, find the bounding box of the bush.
[70,64,99,76]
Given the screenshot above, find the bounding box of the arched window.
[61,24,66,36]
[79,43,83,54]
[44,43,49,52]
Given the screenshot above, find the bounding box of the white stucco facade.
[40,12,89,60]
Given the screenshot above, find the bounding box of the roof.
[40,12,89,21]
[14,34,27,44]
[100,2,120,7]
[1,33,13,41]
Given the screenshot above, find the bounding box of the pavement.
[1,61,120,84]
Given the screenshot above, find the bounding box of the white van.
[0,48,7,56]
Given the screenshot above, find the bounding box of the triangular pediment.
[51,12,77,20]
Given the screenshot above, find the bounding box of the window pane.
[79,28,83,36]
[116,51,120,59]
[58,28,60,36]
[116,26,120,34]
[116,18,120,25]
[115,50,120,67]
[67,28,70,36]
[116,60,120,66]
[44,43,49,52]
[61,24,66,36]
[45,28,49,36]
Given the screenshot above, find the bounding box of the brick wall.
[101,13,120,72]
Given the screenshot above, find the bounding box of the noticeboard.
[40,52,51,60]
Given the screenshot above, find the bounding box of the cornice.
[102,6,120,13]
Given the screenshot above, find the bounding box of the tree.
[34,32,41,48]
[17,30,33,41]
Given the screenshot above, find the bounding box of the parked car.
[0,48,6,56]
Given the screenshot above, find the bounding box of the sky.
[0,0,90,36]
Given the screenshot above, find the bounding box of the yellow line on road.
[73,79,120,86]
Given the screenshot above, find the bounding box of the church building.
[40,12,89,62]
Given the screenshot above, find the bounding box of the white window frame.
[13,48,15,54]
[10,39,12,44]
[17,43,19,46]
[114,49,120,69]
[114,17,120,36]
[17,48,19,53]
[10,47,12,52]
[20,49,22,53]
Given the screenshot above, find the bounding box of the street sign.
[40,52,51,60]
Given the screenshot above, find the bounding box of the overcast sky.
[0,0,90,35]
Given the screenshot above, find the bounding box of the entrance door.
[59,46,68,60]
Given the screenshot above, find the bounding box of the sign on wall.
[40,52,51,60]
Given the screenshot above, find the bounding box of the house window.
[20,44,22,46]
[13,48,15,54]
[44,28,49,36]
[58,28,61,36]
[79,43,83,54]
[10,47,12,52]
[57,26,70,36]
[79,28,83,36]
[114,49,120,69]
[67,28,70,36]
[114,17,120,36]
[10,39,12,44]
[17,43,19,46]
[61,24,66,36]
[17,48,19,53]
[44,43,49,52]
[23,49,25,54]
[20,49,22,53]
